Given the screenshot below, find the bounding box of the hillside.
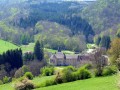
[35,75,117,90]
[0,39,19,54]
[81,0,120,34]
[0,1,95,52]
[0,75,117,90]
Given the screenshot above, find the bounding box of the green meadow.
[0,39,19,54]
[21,43,74,54]
[0,75,117,90]
[35,75,118,90]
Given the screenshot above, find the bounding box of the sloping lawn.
[35,75,118,90]
[0,75,118,90]
[32,76,55,86]
[21,43,74,54]
[0,39,19,54]
[0,76,55,90]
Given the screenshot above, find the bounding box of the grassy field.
[0,75,118,90]
[0,39,19,54]
[35,75,118,90]
[21,43,74,54]
[21,43,35,53]
[0,39,74,54]
[32,76,55,86]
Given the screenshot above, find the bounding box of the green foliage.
[65,66,76,72]
[102,65,118,76]
[94,35,101,46]
[81,0,120,34]
[81,64,92,70]
[0,39,19,54]
[55,72,63,84]
[14,78,34,90]
[94,35,111,49]
[14,65,29,78]
[24,72,34,80]
[94,69,103,77]
[108,38,120,66]
[99,35,111,49]
[23,52,34,61]
[55,66,92,84]
[77,68,92,80]
[3,76,10,84]
[44,78,56,87]
[36,75,117,90]
[41,67,54,76]
[0,80,3,85]
[0,49,23,71]
[116,28,120,38]
[61,68,73,82]
[34,40,44,61]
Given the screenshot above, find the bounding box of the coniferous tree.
[100,35,111,49]
[34,40,44,61]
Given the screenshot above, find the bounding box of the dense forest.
[1,0,120,51]
[0,1,95,52]
[1,0,120,90]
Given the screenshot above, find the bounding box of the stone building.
[50,48,108,67]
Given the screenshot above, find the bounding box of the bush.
[14,65,29,78]
[102,65,118,76]
[72,72,79,81]
[94,69,103,77]
[82,64,92,69]
[3,76,10,84]
[55,72,63,84]
[61,68,73,82]
[41,67,54,76]
[35,78,56,88]
[0,80,3,85]
[24,72,34,80]
[66,66,76,72]
[14,78,34,90]
[44,78,56,87]
[77,68,91,80]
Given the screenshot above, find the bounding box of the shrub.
[35,78,56,88]
[94,68,103,77]
[77,68,91,80]
[3,76,10,84]
[72,72,79,81]
[14,78,34,90]
[41,67,54,76]
[44,78,56,87]
[66,66,76,72]
[102,65,118,76]
[14,65,29,78]
[24,72,34,80]
[0,80,3,85]
[82,64,92,69]
[61,68,73,82]
[28,60,45,76]
[55,72,63,84]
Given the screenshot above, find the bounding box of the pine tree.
[100,35,111,49]
[34,40,44,61]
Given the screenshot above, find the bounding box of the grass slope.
[0,39,19,54]
[35,75,118,90]
[21,43,74,54]
[0,75,118,90]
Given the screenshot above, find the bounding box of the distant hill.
[81,0,120,34]
[0,0,95,52]
[0,39,19,54]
